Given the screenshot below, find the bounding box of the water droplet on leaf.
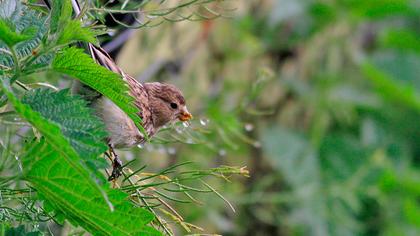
[167,147,176,155]
[218,149,226,156]
[245,123,254,131]
[200,118,209,126]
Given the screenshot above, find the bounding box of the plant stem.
[9,47,20,80]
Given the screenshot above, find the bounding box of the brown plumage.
[91,73,192,149]
[78,44,192,180]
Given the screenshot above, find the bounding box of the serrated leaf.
[1,77,111,196]
[57,20,96,45]
[1,79,159,235]
[0,19,32,47]
[22,89,109,171]
[50,0,72,34]
[0,1,48,69]
[52,47,147,136]
[22,140,160,236]
[0,79,92,179]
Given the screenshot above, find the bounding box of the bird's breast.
[93,97,148,148]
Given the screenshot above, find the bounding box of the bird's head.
[144,82,192,128]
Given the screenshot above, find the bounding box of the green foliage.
[22,140,160,236]
[49,0,72,34]
[0,0,48,69]
[1,80,159,235]
[2,225,42,236]
[381,29,420,53]
[231,1,420,235]
[0,0,159,234]
[0,19,34,47]
[1,79,84,170]
[49,0,95,45]
[22,89,109,170]
[362,63,420,111]
[57,20,96,45]
[52,47,146,136]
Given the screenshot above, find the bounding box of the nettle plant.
[0,0,245,235]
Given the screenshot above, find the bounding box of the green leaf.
[52,47,147,137]
[348,0,416,18]
[22,89,109,171]
[362,63,420,112]
[57,20,96,45]
[1,80,159,235]
[22,140,160,236]
[262,126,319,187]
[381,30,420,53]
[3,225,42,236]
[0,79,90,178]
[0,77,112,207]
[50,0,72,34]
[49,0,95,45]
[404,198,420,226]
[0,0,48,69]
[319,134,369,182]
[0,19,32,47]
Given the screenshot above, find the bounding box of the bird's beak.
[178,107,192,121]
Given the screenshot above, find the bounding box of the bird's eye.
[170,103,178,109]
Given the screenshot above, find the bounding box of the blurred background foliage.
[119,0,420,235]
[2,0,420,235]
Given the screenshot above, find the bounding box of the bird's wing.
[124,74,154,135]
[87,44,151,130]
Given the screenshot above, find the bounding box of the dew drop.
[218,149,226,156]
[245,123,254,132]
[137,143,144,149]
[15,156,22,172]
[167,147,176,155]
[183,122,190,128]
[200,118,209,126]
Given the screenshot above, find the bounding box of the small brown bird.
[76,44,192,180]
[65,0,192,180]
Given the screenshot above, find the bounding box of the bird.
[46,0,192,180]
